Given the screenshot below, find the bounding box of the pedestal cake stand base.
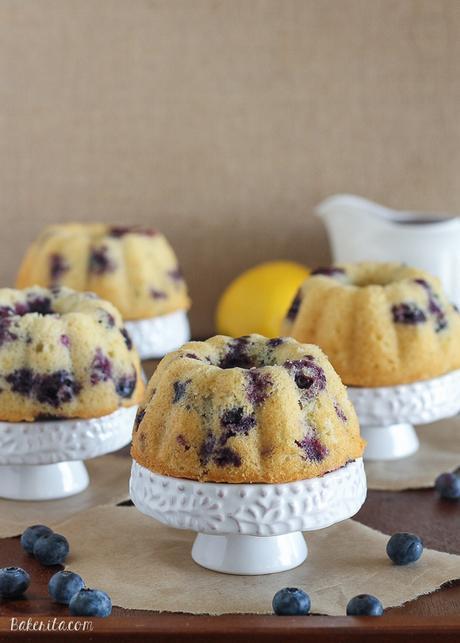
[192,532,308,575]
[0,405,137,501]
[360,423,419,461]
[125,310,191,360]
[348,369,460,461]
[0,461,89,501]
[130,458,366,575]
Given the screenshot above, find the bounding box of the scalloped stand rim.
[0,406,137,501]
[348,370,460,461]
[125,309,191,359]
[130,458,367,575]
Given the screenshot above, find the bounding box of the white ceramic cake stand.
[348,369,460,461]
[129,457,366,575]
[125,310,191,360]
[0,405,138,501]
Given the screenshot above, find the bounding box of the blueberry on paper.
[0,567,30,598]
[272,587,311,615]
[48,571,84,604]
[346,594,383,616]
[33,533,69,566]
[386,532,423,565]
[20,525,53,554]
[69,588,112,617]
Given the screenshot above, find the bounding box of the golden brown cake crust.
[0,286,144,422]
[131,334,365,483]
[16,223,190,321]
[282,262,460,387]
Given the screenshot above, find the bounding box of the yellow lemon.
[216,261,310,338]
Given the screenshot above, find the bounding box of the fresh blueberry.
[168,266,184,282]
[199,433,217,465]
[20,524,53,554]
[0,318,18,346]
[115,373,137,398]
[334,402,347,422]
[34,371,81,406]
[213,446,241,467]
[176,434,191,450]
[173,380,188,403]
[221,407,256,436]
[311,266,345,277]
[267,337,284,348]
[33,533,69,566]
[90,349,113,384]
[99,311,115,328]
[295,433,329,462]
[246,370,272,404]
[0,567,30,598]
[69,588,112,617]
[272,587,311,616]
[435,472,460,500]
[386,532,423,565]
[48,571,85,604]
[6,369,81,406]
[120,328,133,350]
[150,288,167,300]
[49,254,69,282]
[27,296,53,315]
[346,594,383,616]
[110,225,157,238]
[133,408,145,432]
[60,334,71,348]
[0,306,14,318]
[219,337,253,369]
[89,246,116,274]
[286,290,302,321]
[6,368,34,395]
[391,303,426,325]
[283,359,326,398]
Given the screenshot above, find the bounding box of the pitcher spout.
[313,193,460,307]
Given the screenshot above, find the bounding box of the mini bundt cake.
[0,286,144,421]
[131,334,364,483]
[16,223,190,321]
[282,262,460,387]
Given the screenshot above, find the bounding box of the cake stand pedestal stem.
[0,461,89,501]
[361,423,419,461]
[191,532,308,575]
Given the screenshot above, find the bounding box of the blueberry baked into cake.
[16,223,190,322]
[0,286,144,422]
[131,334,365,483]
[282,262,460,387]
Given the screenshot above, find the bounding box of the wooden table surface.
[0,360,459,641]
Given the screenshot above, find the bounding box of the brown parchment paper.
[56,505,460,616]
[365,417,460,491]
[0,454,130,538]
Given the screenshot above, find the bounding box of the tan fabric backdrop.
[1,0,459,336]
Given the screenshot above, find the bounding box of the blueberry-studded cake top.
[133,334,358,476]
[285,262,458,333]
[0,286,140,419]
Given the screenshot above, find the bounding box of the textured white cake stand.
[130,458,366,575]
[348,369,460,461]
[125,310,191,360]
[0,405,138,501]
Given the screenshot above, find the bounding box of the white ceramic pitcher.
[315,194,460,306]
